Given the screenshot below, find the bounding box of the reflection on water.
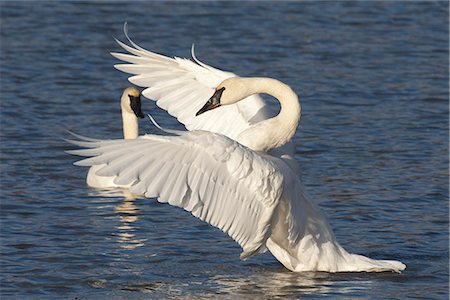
[211,270,371,298]
[115,194,147,251]
[115,265,376,298]
[214,271,335,297]
[90,189,147,251]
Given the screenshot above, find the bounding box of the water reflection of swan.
[68,29,405,273]
[211,270,371,298]
[114,191,146,250]
[90,189,146,250]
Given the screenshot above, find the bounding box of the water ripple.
[1,1,448,299]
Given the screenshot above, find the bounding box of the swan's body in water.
[86,87,144,188]
[68,31,406,273]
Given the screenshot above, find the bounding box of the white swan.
[85,87,144,188]
[68,32,406,273]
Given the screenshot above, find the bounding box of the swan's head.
[122,87,144,118]
[196,77,249,116]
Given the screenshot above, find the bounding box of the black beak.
[129,95,145,119]
[196,87,225,116]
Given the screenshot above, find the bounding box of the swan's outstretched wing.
[111,31,269,140]
[67,131,283,258]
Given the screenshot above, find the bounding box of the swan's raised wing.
[68,131,283,259]
[111,32,269,140]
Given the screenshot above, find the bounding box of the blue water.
[1,1,448,299]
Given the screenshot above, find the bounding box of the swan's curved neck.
[237,78,301,152]
[122,106,139,139]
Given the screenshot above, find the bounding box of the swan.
[85,86,144,188]
[67,30,406,273]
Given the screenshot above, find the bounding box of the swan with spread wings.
[68,28,406,273]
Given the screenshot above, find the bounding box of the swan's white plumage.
[111,35,268,140]
[70,131,283,258]
[69,129,405,272]
[84,86,142,188]
[68,32,406,273]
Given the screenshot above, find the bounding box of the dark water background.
[1,1,448,299]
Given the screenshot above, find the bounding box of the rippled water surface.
[1,2,448,299]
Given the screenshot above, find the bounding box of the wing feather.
[113,154,154,186]
[113,34,270,140]
[96,152,143,177]
[68,131,283,258]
